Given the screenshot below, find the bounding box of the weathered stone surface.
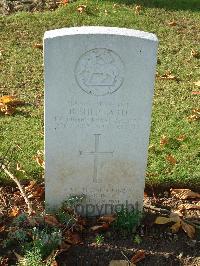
[44,26,158,216]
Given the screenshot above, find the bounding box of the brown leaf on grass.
[166,155,177,165]
[2,105,16,115]
[187,109,200,122]
[77,5,86,13]
[160,135,168,147]
[135,5,142,14]
[45,214,60,226]
[181,221,195,238]
[158,72,177,80]
[176,135,186,141]
[191,49,199,58]
[0,95,24,115]
[109,260,135,266]
[131,250,145,264]
[61,0,69,5]
[193,81,200,87]
[9,207,20,217]
[34,150,45,169]
[168,20,177,26]
[192,91,200,95]
[98,214,116,224]
[170,189,200,199]
[65,232,82,245]
[33,43,43,50]
[90,223,109,232]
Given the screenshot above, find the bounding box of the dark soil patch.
[0,185,199,265]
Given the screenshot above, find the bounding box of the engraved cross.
[79,134,113,183]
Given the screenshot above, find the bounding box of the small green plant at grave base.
[62,194,86,209]
[133,234,142,245]
[95,234,104,246]
[17,246,44,266]
[113,208,143,234]
[3,213,62,265]
[56,194,86,226]
[29,227,62,259]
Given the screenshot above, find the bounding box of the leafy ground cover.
[0,0,200,189]
[0,182,200,265]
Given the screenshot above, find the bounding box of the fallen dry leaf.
[191,91,200,95]
[166,155,177,165]
[33,43,43,50]
[187,109,200,122]
[193,81,200,87]
[191,49,199,58]
[45,214,60,226]
[28,185,44,199]
[3,105,15,115]
[181,221,195,238]
[169,212,182,222]
[177,203,200,211]
[168,20,177,26]
[158,71,177,80]
[131,250,145,264]
[65,232,82,245]
[77,5,86,13]
[155,212,195,238]
[109,260,135,266]
[176,135,186,141]
[9,207,20,217]
[25,180,37,192]
[171,221,181,233]
[160,135,169,147]
[34,150,45,169]
[0,95,24,115]
[155,212,181,225]
[90,223,109,232]
[135,5,142,14]
[154,216,173,224]
[0,225,5,233]
[61,0,69,5]
[170,189,200,199]
[98,214,116,224]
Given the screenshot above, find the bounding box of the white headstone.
[44,26,158,216]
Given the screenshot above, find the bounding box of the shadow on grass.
[102,0,200,12]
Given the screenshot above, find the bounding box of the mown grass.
[0,0,199,189]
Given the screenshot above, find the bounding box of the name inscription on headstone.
[54,101,134,129]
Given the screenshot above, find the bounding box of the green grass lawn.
[0,0,200,189]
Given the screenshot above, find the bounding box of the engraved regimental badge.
[75,48,124,96]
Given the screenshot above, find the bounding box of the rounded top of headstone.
[44,26,158,43]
